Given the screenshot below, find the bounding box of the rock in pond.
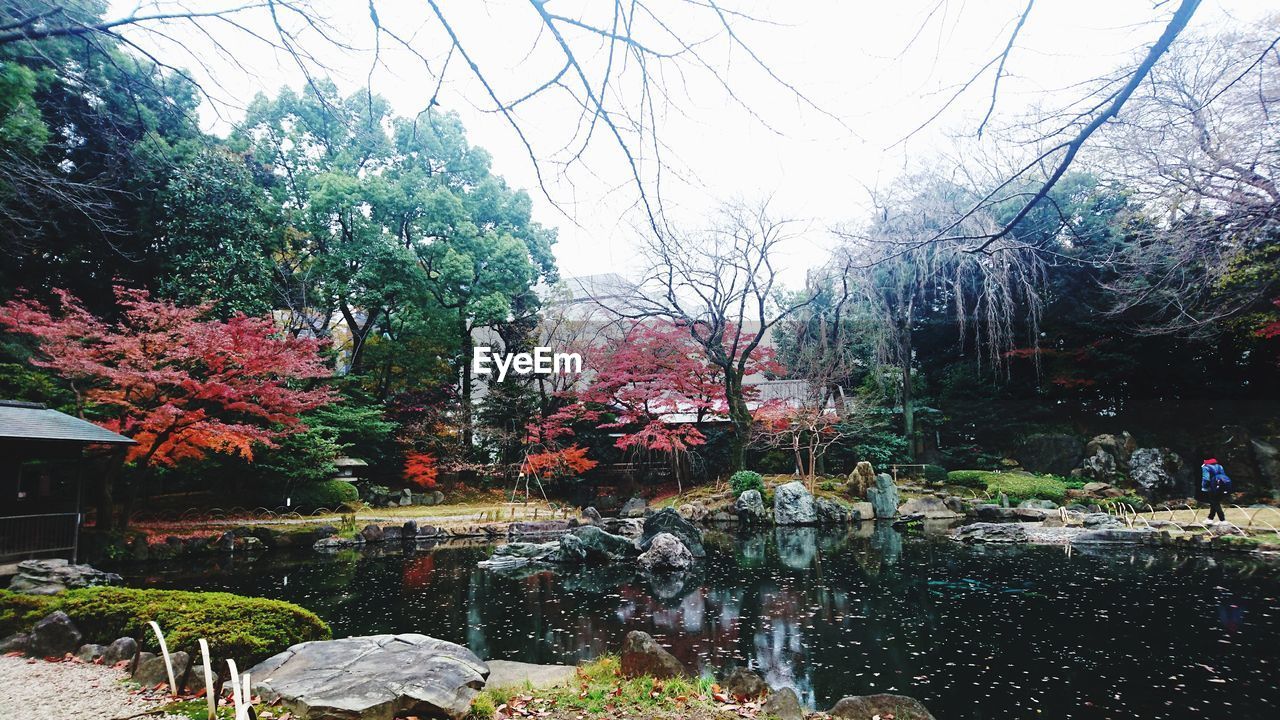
[829,693,936,719]
[954,522,1030,544]
[734,489,769,524]
[28,611,82,657]
[638,507,705,558]
[867,473,900,519]
[557,525,637,563]
[7,558,121,595]
[763,687,804,720]
[773,481,817,525]
[485,660,576,690]
[897,496,961,520]
[637,532,693,572]
[249,634,489,720]
[620,630,685,679]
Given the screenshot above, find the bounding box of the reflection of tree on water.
[114,533,1280,718]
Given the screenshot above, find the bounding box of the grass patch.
[0,586,329,665]
[947,470,1073,504]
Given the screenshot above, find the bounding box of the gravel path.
[0,655,182,720]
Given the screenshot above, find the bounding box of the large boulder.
[829,694,936,720]
[619,497,648,518]
[637,533,694,572]
[249,634,489,720]
[7,559,121,595]
[1085,432,1137,470]
[897,496,961,520]
[1014,433,1084,475]
[28,611,82,657]
[1130,447,1184,499]
[773,481,817,525]
[867,474,900,519]
[638,508,705,557]
[848,461,876,497]
[815,497,856,525]
[734,490,769,524]
[619,631,685,679]
[556,526,637,563]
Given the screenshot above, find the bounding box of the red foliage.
[403,451,440,489]
[1258,299,1280,339]
[0,287,334,468]
[522,444,598,478]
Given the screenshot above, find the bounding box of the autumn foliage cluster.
[0,287,335,468]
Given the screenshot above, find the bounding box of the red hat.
[1204,458,1218,465]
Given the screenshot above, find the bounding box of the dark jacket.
[1201,463,1231,494]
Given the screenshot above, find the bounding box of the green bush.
[729,470,765,495]
[922,464,948,485]
[947,470,990,489]
[0,587,330,665]
[984,473,1070,504]
[288,479,359,512]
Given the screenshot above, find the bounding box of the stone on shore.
[829,693,936,720]
[619,631,685,679]
[7,559,121,595]
[637,532,693,572]
[619,497,648,518]
[75,643,107,663]
[722,667,768,699]
[816,497,856,525]
[773,481,817,525]
[249,634,489,720]
[638,508,705,557]
[28,611,82,657]
[101,636,138,667]
[133,650,190,691]
[897,496,962,519]
[868,473,901,519]
[762,687,805,720]
[734,489,769,524]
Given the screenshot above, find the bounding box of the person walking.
[1200,457,1232,522]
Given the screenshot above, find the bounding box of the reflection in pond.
[113,524,1280,719]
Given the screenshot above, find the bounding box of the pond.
[112,524,1280,719]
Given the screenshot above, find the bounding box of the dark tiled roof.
[0,401,135,444]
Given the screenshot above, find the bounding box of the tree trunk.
[900,317,915,461]
[724,370,752,472]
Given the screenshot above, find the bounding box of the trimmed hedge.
[289,479,359,512]
[922,464,948,485]
[946,470,1072,503]
[0,587,330,665]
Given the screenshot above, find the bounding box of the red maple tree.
[0,287,335,528]
[403,451,440,489]
[522,444,598,479]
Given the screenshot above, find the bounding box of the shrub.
[947,470,990,489]
[729,470,765,495]
[922,464,948,485]
[984,473,1070,504]
[289,479,359,512]
[0,587,330,665]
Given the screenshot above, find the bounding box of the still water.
[114,525,1280,719]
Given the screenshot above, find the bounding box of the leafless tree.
[835,176,1046,456]
[1091,23,1280,337]
[613,200,815,471]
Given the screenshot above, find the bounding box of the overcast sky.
[113,0,1273,287]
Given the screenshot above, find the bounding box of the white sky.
[112,0,1273,288]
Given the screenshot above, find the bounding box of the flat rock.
[8,559,121,595]
[508,520,572,537]
[250,634,489,720]
[954,523,1030,544]
[898,496,961,520]
[484,660,576,690]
